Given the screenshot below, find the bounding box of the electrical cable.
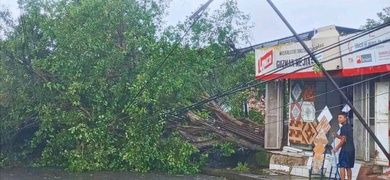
[198,23,390,106]
[166,36,390,119]
[254,72,390,125]
[260,90,390,127]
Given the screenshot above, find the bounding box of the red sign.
[258,50,273,73]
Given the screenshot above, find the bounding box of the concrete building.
[248,24,390,179]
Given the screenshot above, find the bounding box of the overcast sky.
[2,0,388,47]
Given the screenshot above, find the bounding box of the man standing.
[332,112,355,180]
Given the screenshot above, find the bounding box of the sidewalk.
[201,168,307,180]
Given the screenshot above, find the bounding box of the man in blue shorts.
[332,112,355,180]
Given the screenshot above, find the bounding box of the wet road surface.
[0,167,224,180]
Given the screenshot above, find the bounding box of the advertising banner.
[340,26,390,70]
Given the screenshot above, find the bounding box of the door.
[353,81,370,161]
[264,81,284,149]
[375,82,389,166]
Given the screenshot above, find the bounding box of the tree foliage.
[361,7,390,29]
[0,0,257,173]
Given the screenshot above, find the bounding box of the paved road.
[0,167,225,180]
[0,167,309,180]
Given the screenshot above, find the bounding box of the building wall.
[257,24,390,165]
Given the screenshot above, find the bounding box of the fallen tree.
[0,0,260,173]
[175,98,264,151]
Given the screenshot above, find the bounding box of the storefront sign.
[255,41,315,79]
[255,26,343,80]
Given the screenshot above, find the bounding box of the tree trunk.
[181,106,264,151]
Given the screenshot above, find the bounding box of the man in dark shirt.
[332,112,355,180]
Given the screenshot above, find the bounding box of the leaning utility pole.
[189,0,214,20]
[266,0,390,161]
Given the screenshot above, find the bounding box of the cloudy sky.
[2,0,388,47]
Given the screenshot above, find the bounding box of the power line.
[165,41,386,119]
[238,31,390,116]
[126,27,390,150]
[261,90,390,127]
[206,22,390,104]
[266,0,389,160]
[189,34,390,111]
[222,32,390,97]
[132,11,389,120]
[164,73,390,127]
[259,72,390,118]
[190,17,390,129]
[159,78,390,134]
[128,22,390,128]
[161,77,390,131]
[254,22,390,80]
[131,11,390,119]
[161,37,390,121]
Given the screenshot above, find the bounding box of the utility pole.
[189,0,214,20]
[266,0,390,161]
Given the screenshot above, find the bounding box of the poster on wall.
[288,80,319,145]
